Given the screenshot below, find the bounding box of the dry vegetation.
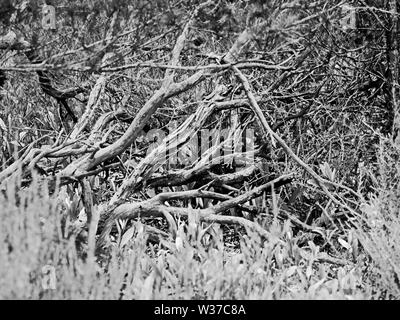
[1,0,400,299]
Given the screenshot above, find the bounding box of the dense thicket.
[1,0,400,299]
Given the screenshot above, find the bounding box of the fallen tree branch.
[97,174,293,248]
[148,164,258,188]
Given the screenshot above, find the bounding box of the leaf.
[306,265,313,279]
[319,162,336,181]
[64,197,71,208]
[338,237,351,250]
[76,208,87,225]
[175,236,184,251]
[147,188,156,198]
[9,140,19,146]
[308,241,319,256]
[19,131,27,141]
[274,250,283,267]
[93,176,100,188]
[270,133,276,148]
[120,225,136,247]
[0,117,6,132]
[299,249,311,261]
[286,266,297,277]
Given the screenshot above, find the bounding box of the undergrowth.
[1,136,400,299]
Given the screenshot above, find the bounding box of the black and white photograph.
[0,0,399,304]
